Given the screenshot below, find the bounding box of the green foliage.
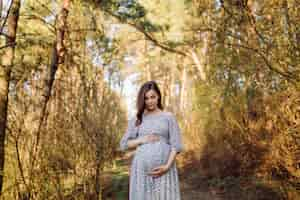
[100,0,146,19]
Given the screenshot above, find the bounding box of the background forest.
[0,0,299,199]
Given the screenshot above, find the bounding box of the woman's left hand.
[148,165,170,178]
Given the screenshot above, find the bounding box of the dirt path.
[102,153,297,200]
[102,155,216,200]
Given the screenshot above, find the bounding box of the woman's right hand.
[139,134,160,145]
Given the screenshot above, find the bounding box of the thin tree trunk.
[144,39,151,81]
[169,66,175,110]
[162,73,168,107]
[146,63,151,81]
[95,148,102,200]
[0,0,2,21]
[180,65,187,111]
[0,0,21,193]
[164,73,170,108]
[189,49,206,81]
[28,0,70,196]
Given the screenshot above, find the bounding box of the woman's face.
[144,89,159,111]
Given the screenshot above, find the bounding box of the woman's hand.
[139,134,160,145]
[148,164,170,178]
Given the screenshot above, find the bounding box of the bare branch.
[36,0,56,16]
[0,41,16,49]
[102,9,188,57]
[244,4,268,45]
[223,42,299,83]
[0,0,13,34]
[21,14,56,33]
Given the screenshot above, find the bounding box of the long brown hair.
[135,81,163,126]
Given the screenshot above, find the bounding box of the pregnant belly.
[135,141,171,173]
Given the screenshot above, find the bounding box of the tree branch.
[223,42,299,83]
[0,0,13,34]
[0,41,16,49]
[21,14,56,33]
[102,9,188,57]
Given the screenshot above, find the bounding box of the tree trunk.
[0,0,2,21]
[180,65,187,111]
[164,73,170,108]
[28,0,70,196]
[0,0,21,193]
[144,39,151,81]
[189,49,206,81]
[146,63,151,81]
[95,148,102,200]
[169,66,175,111]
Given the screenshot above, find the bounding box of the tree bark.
[0,0,21,194]
[0,1,2,21]
[169,66,175,111]
[28,0,70,196]
[180,65,187,111]
[190,49,206,81]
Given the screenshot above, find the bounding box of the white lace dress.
[120,111,183,200]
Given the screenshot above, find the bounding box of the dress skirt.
[129,139,181,200]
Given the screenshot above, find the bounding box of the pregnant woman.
[120,80,183,200]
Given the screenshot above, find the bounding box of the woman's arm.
[126,137,143,149]
[165,148,177,168]
[126,134,161,150]
[120,117,161,151]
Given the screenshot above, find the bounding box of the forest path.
[101,153,217,200]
